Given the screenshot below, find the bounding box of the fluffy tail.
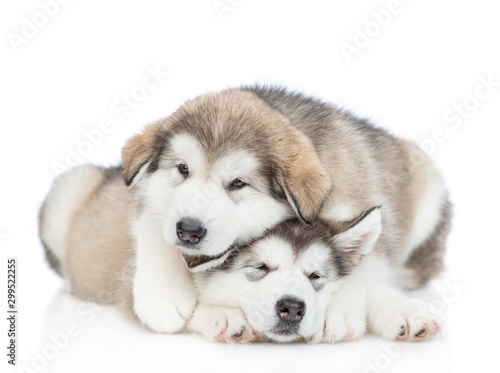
[38,165,107,276]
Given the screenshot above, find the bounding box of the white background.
[1,1,499,372]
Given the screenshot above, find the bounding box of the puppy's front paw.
[309,303,367,344]
[134,285,196,333]
[369,298,442,342]
[189,304,258,343]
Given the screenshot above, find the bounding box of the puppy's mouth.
[271,322,301,336]
[265,329,302,343]
[262,320,303,342]
[182,248,233,272]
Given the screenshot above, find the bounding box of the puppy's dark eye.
[229,178,247,190]
[308,272,321,280]
[177,164,189,177]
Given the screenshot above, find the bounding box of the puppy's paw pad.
[407,317,442,342]
[223,309,257,343]
[195,306,256,344]
[395,323,409,341]
[376,307,443,342]
[215,327,227,342]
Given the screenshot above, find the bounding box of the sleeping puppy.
[189,208,442,343]
[39,86,451,337]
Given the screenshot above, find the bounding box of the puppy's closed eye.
[255,263,268,271]
[243,263,271,282]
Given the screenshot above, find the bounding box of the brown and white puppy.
[39,86,451,337]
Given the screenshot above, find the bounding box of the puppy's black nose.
[176,220,207,245]
[276,298,306,323]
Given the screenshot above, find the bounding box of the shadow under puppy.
[185,207,440,343]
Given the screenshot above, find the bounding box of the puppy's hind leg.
[39,165,107,277]
[402,199,452,289]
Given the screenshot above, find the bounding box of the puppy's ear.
[122,121,164,186]
[333,206,382,257]
[280,138,331,225]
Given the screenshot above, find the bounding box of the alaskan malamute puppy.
[39,86,451,340]
[189,208,441,343]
